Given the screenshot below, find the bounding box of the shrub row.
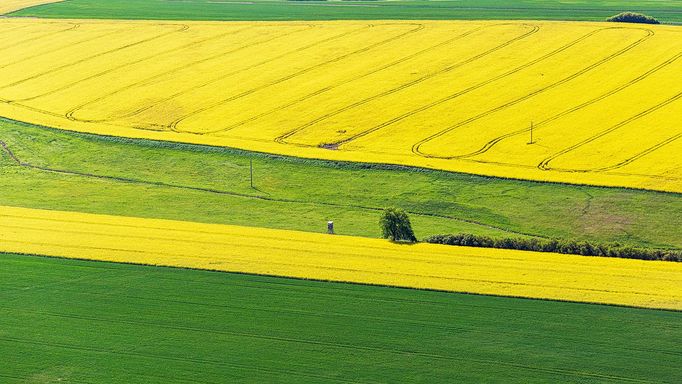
[606,12,660,24]
[424,233,681,262]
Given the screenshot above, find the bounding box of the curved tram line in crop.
[0,20,679,191]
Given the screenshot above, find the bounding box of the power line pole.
[528,121,534,145]
[250,158,254,188]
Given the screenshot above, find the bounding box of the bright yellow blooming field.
[0,0,62,14]
[0,19,680,191]
[1,205,681,310]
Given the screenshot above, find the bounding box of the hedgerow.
[424,233,681,262]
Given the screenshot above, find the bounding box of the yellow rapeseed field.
[0,0,62,14]
[1,205,681,310]
[0,19,680,192]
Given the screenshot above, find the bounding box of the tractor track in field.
[7,23,252,103]
[274,23,540,146]
[2,333,656,383]
[451,51,682,160]
[0,140,541,238]
[167,22,426,133]
[62,23,316,123]
[0,27,124,71]
[538,91,682,172]
[590,132,682,173]
[6,300,682,360]
[196,23,490,135]
[0,337,365,384]
[102,24,374,127]
[0,221,632,275]
[0,22,39,36]
[284,26,650,150]
[0,22,190,91]
[2,232,681,316]
[2,213,680,286]
[0,21,78,52]
[410,27,654,159]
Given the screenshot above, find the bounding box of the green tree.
[380,208,417,242]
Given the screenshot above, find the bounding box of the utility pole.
[527,121,534,145]
[250,158,254,188]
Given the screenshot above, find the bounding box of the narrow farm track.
[0,205,681,310]
[0,19,680,192]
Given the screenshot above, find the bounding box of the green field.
[1,252,680,383]
[12,0,682,22]
[2,118,681,248]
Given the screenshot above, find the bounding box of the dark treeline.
[424,233,681,262]
[606,12,660,24]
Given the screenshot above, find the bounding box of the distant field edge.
[8,0,682,23]
[1,205,680,310]
[1,0,63,15]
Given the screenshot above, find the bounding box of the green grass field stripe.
[11,0,682,23]
[1,118,680,248]
[1,253,681,383]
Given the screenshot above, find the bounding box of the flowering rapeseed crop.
[1,205,680,310]
[0,19,680,191]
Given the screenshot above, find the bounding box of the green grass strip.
[1,117,681,248]
[11,0,682,23]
